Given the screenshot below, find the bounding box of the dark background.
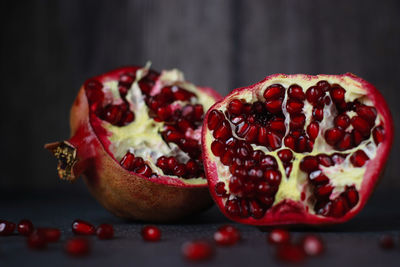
[1,1,400,266]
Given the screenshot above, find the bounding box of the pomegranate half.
[46,64,221,222]
[202,73,393,225]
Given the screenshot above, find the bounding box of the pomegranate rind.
[46,66,221,222]
[202,73,393,225]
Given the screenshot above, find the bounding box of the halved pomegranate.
[45,64,221,222]
[202,73,393,225]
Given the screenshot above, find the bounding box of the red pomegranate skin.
[202,73,394,226]
[46,66,221,222]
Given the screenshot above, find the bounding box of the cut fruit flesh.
[203,73,393,225]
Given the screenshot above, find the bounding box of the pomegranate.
[45,64,221,222]
[202,73,393,225]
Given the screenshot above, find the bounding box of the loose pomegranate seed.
[276,244,306,263]
[17,219,34,236]
[72,220,96,235]
[301,235,324,256]
[182,241,214,261]
[65,238,90,256]
[36,228,61,242]
[214,225,241,246]
[268,229,290,245]
[27,232,47,250]
[379,235,395,249]
[96,224,114,240]
[0,220,15,235]
[350,150,369,167]
[141,225,161,241]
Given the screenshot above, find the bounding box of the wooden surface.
[0,0,399,192]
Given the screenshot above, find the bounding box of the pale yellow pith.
[207,74,379,214]
[103,65,216,185]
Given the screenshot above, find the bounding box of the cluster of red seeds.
[120,152,157,178]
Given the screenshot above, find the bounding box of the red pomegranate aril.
[269,118,286,133]
[213,120,232,141]
[96,224,114,240]
[0,220,15,235]
[330,85,345,103]
[288,84,305,100]
[65,238,90,256]
[268,229,290,245]
[221,148,234,165]
[314,185,333,199]
[379,235,395,249]
[312,107,324,121]
[373,125,385,144]
[307,122,319,140]
[225,199,241,217]
[300,156,319,173]
[265,99,283,114]
[267,132,282,150]
[330,197,349,218]
[306,86,323,105]
[229,176,243,196]
[309,170,329,185]
[317,80,331,92]
[141,225,161,241]
[136,164,153,177]
[17,219,34,236]
[290,114,306,129]
[325,128,344,146]
[344,186,359,207]
[166,157,178,170]
[239,198,250,218]
[336,133,353,151]
[207,110,223,130]
[263,84,284,100]
[231,115,245,125]
[301,235,324,256]
[27,232,47,249]
[260,155,278,170]
[353,130,364,146]
[72,220,95,235]
[193,104,204,120]
[332,153,346,164]
[120,152,135,170]
[350,150,369,167]
[102,104,124,125]
[214,225,240,246]
[182,241,214,261]
[36,228,61,242]
[215,182,227,196]
[119,73,134,86]
[257,195,274,207]
[351,116,371,136]
[286,99,304,114]
[156,156,169,170]
[249,200,265,219]
[227,99,243,115]
[257,181,276,195]
[317,154,333,167]
[278,149,293,163]
[245,125,259,142]
[264,170,282,186]
[173,164,186,177]
[211,140,225,157]
[284,135,296,150]
[356,105,377,124]
[335,114,350,129]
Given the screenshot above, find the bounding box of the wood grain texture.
[0,0,399,191]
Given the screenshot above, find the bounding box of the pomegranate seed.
[252,150,264,161]
[211,140,225,157]
[27,232,47,249]
[379,235,395,249]
[325,127,344,146]
[141,225,161,241]
[249,200,265,219]
[17,219,34,236]
[351,116,371,136]
[268,229,290,245]
[284,135,296,150]
[373,125,385,144]
[132,157,145,169]
[286,99,304,114]
[288,84,305,100]
[312,107,324,121]
[336,133,353,151]
[277,149,293,163]
[136,164,153,177]
[330,85,345,103]
[229,176,243,196]
[356,104,377,124]
[257,127,269,145]
[96,224,114,240]
[225,199,240,217]
[330,197,349,217]
[263,84,284,100]
[290,114,306,129]
[300,156,319,173]
[102,104,124,125]
[301,235,324,256]
[260,155,278,169]
[332,153,346,164]
[173,164,186,177]
[257,181,276,195]
[213,120,232,141]
[335,114,350,129]
[227,99,243,115]
[120,111,135,125]
[221,148,234,165]
[353,129,364,145]
[306,86,323,105]
[85,79,103,91]
[185,160,198,176]
[207,110,223,130]
[236,122,250,137]
[65,237,90,256]
[264,170,282,186]
[215,182,227,196]
[265,99,283,114]
[119,73,135,86]
[257,195,274,207]
[345,186,359,208]
[231,115,245,125]
[307,121,319,140]
[72,220,95,235]
[309,170,329,185]
[214,225,240,246]
[167,157,178,170]
[245,125,259,142]
[156,156,169,170]
[36,228,61,242]
[277,243,306,263]
[350,150,369,167]
[267,132,282,150]
[177,118,193,131]
[239,198,250,218]
[317,154,333,167]
[120,152,135,170]
[182,241,214,261]
[314,185,333,199]
[317,80,331,91]
[0,220,15,235]
[269,118,286,133]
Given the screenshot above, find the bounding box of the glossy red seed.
[215,182,227,196]
[173,164,186,177]
[351,116,371,136]
[309,170,329,185]
[27,232,47,249]
[264,170,282,186]
[335,114,350,129]
[156,156,169,170]
[344,186,359,208]
[336,133,353,151]
[221,148,234,165]
[353,130,364,145]
[267,132,282,150]
[17,219,34,236]
[379,235,395,249]
[96,224,114,240]
[141,225,161,241]
[214,225,240,246]
[167,157,178,170]
[136,164,153,177]
[286,99,304,114]
[288,84,305,100]
[225,199,240,217]
[120,152,135,170]
[239,198,250,218]
[307,121,319,140]
[306,86,323,105]
[300,156,319,173]
[268,229,290,245]
[229,176,243,196]
[325,128,344,146]
[263,84,284,100]
[0,220,15,235]
[65,238,90,256]
[227,99,243,115]
[314,185,333,199]
[269,118,286,133]
[265,99,283,114]
[245,125,259,142]
[249,200,265,219]
[350,150,369,167]
[36,228,61,242]
[301,235,324,256]
[182,241,214,261]
[356,105,377,124]
[260,155,278,169]
[313,107,324,121]
[277,244,306,263]
[211,140,225,157]
[317,154,333,167]
[330,197,349,217]
[317,80,331,91]
[284,135,296,150]
[290,114,306,129]
[277,149,293,162]
[72,220,95,235]
[330,85,345,103]
[207,110,223,130]
[373,126,385,144]
[256,181,276,195]
[213,120,232,141]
